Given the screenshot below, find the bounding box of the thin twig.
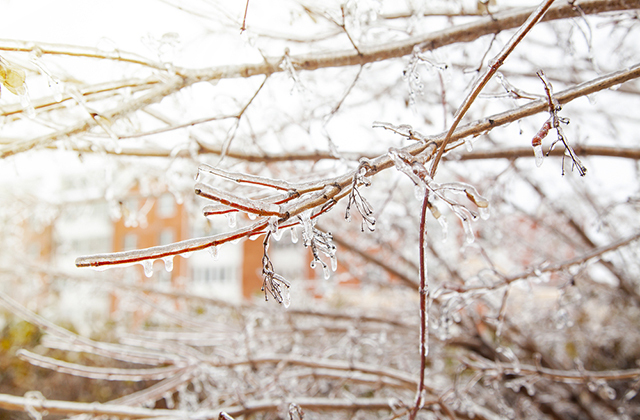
[241,0,250,32]
[409,190,431,420]
[429,0,557,178]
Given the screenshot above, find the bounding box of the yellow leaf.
[0,60,26,96]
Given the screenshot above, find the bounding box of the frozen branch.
[429,0,557,178]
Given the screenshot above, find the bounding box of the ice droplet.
[226,212,237,228]
[248,212,257,220]
[533,145,544,167]
[290,226,299,244]
[162,256,174,272]
[141,260,153,278]
[310,260,316,269]
[208,245,219,261]
[414,184,426,200]
[90,265,110,272]
[330,255,338,272]
[479,207,490,220]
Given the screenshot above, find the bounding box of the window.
[192,265,236,284]
[123,233,137,251]
[157,193,176,218]
[159,228,174,246]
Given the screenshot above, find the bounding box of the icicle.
[462,218,475,244]
[268,215,279,234]
[479,207,490,220]
[273,227,283,241]
[208,245,219,261]
[163,392,175,409]
[330,255,338,272]
[533,145,544,167]
[162,256,174,272]
[437,216,448,243]
[496,346,521,373]
[290,226,299,244]
[50,80,63,102]
[300,211,314,247]
[141,260,153,278]
[310,260,316,269]
[464,138,473,152]
[281,286,291,308]
[226,212,237,228]
[322,264,330,280]
[19,89,36,119]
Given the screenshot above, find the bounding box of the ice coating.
[195,183,282,217]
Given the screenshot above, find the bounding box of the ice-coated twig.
[345,160,376,232]
[0,291,178,366]
[372,121,432,142]
[448,231,640,293]
[0,393,406,419]
[76,218,270,269]
[537,69,587,176]
[429,0,557,179]
[17,350,188,381]
[195,183,284,217]
[261,231,291,307]
[465,356,640,383]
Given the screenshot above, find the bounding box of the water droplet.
[330,255,338,272]
[290,226,299,244]
[533,145,544,167]
[226,212,237,228]
[208,245,219,261]
[162,256,174,272]
[248,212,257,220]
[141,260,153,278]
[322,264,330,280]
